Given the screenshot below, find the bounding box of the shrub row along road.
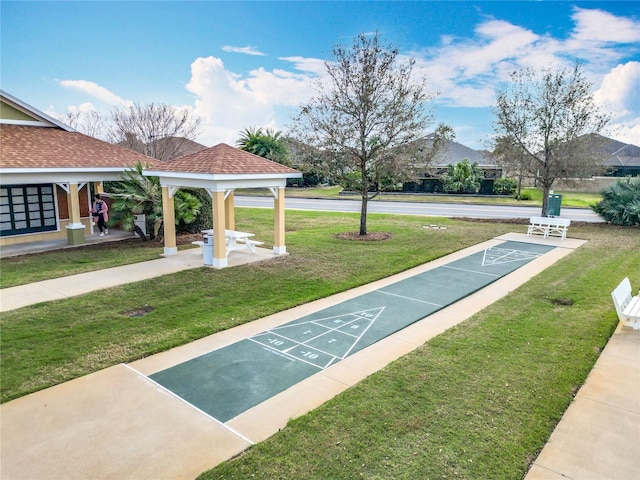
[235,196,603,222]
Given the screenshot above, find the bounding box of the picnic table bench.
[199,229,264,258]
[527,216,570,240]
[611,277,640,331]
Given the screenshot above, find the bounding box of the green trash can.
[547,194,562,217]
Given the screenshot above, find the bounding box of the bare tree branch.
[107,103,202,161]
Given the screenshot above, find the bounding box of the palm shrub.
[236,127,291,166]
[493,177,517,195]
[178,188,212,233]
[591,176,640,226]
[443,159,484,193]
[110,162,202,238]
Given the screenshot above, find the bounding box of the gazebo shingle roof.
[149,143,299,175]
[0,125,156,169]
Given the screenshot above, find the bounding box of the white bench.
[527,216,570,240]
[612,277,640,331]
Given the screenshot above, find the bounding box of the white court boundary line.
[441,265,501,277]
[482,246,544,267]
[121,363,255,445]
[376,289,445,306]
[252,307,384,369]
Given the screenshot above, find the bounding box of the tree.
[110,162,201,239]
[236,127,290,166]
[292,32,439,235]
[107,103,202,161]
[63,109,105,139]
[493,63,610,216]
[443,159,483,194]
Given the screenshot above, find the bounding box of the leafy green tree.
[110,162,201,239]
[292,32,440,235]
[592,177,640,226]
[443,159,483,193]
[493,63,610,216]
[236,127,290,166]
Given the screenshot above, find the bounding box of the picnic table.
[201,229,263,257]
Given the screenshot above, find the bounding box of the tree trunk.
[540,184,551,217]
[360,192,368,235]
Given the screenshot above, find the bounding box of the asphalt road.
[234,195,603,223]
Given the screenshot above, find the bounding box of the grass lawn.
[1,208,637,479]
[257,186,602,208]
[0,241,166,288]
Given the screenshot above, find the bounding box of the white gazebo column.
[212,190,227,268]
[224,190,235,230]
[65,182,85,245]
[273,187,286,254]
[162,186,177,255]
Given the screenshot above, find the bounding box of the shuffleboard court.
[150,240,554,422]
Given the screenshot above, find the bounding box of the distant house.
[0,91,155,247]
[587,134,640,177]
[427,136,501,178]
[401,135,502,194]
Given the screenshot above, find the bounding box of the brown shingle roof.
[0,124,157,169]
[149,143,300,175]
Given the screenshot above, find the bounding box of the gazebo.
[143,143,302,268]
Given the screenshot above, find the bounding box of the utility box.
[547,194,562,217]
[134,214,147,236]
[203,233,214,266]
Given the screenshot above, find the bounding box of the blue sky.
[2,1,639,150]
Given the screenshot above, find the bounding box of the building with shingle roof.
[0,90,156,247]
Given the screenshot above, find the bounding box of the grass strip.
[252,186,601,208]
[198,223,638,479]
[0,242,165,288]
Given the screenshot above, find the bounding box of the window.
[0,185,57,236]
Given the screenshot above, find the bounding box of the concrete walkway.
[0,245,275,312]
[1,233,638,479]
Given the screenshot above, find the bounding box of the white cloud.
[609,121,640,147]
[410,19,546,108]
[594,62,640,119]
[185,56,316,145]
[65,102,99,115]
[222,45,266,56]
[58,80,132,106]
[595,62,640,146]
[571,7,640,44]
[408,6,640,132]
[279,56,326,75]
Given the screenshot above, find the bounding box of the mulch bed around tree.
[335,231,393,241]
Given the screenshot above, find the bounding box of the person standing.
[92,194,109,236]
